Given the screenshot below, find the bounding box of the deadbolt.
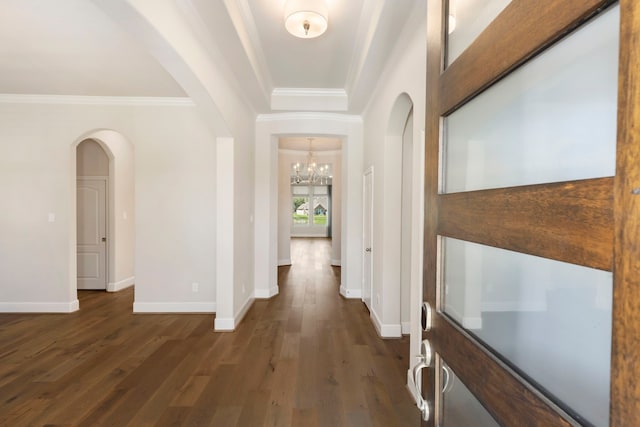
[421,302,432,331]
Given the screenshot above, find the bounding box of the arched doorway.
[76,139,109,290]
[381,93,415,337]
[71,130,135,306]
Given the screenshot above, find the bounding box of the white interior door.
[362,168,373,310]
[77,179,107,290]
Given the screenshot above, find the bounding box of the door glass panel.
[441,237,612,427]
[446,0,512,65]
[443,5,619,193]
[441,361,499,427]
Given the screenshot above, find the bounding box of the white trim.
[370,307,402,338]
[401,322,411,335]
[107,276,135,292]
[77,175,110,180]
[214,317,234,331]
[255,286,279,299]
[330,259,341,266]
[362,166,374,309]
[345,0,385,96]
[256,112,362,123]
[271,88,348,112]
[0,300,79,313]
[273,88,348,97]
[340,285,361,299]
[215,295,255,331]
[462,317,482,330]
[133,301,216,313]
[444,303,483,330]
[289,233,329,238]
[278,259,292,266]
[278,148,342,156]
[0,94,194,106]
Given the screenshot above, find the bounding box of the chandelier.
[292,138,330,184]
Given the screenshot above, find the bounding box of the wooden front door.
[419,0,640,425]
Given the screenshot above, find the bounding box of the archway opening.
[71,130,135,308]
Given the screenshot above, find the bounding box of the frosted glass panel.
[443,6,619,193]
[442,362,499,427]
[447,0,512,64]
[442,237,612,427]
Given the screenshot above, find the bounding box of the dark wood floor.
[0,238,419,426]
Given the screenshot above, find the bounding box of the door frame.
[362,166,374,311]
[421,0,639,425]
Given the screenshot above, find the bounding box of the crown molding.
[278,148,342,156]
[271,87,348,111]
[0,94,195,106]
[257,111,361,123]
[344,0,385,95]
[222,0,273,101]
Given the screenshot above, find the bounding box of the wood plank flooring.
[0,238,419,426]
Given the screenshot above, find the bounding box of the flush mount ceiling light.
[284,0,328,39]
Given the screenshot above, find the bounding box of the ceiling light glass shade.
[284,0,328,39]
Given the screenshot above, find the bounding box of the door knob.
[101,237,106,242]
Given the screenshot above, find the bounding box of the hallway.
[0,238,418,426]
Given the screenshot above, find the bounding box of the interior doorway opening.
[277,136,343,270]
[71,129,135,308]
[76,139,109,291]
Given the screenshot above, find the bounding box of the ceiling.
[0,0,185,97]
[0,0,420,114]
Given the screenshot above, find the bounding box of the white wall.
[0,98,218,314]
[360,0,426,397]
[362,0,426,340]
[400,111,413,333]
[277,149,342,265]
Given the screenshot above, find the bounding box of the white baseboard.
[214,317,235,331]
[339,285,362,299]
[444,303,483,330]
[277,259,291,266]
[0,299,79,313]
[255,286,279,299]
[401,321,411,335]
[330,259,341,266]
[107,276,134,292]
[133,301,216,313]
[215,296,254,331]
[370,308,402,338]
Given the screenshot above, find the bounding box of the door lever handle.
[365,247,371,252]
[412,340,432,421]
